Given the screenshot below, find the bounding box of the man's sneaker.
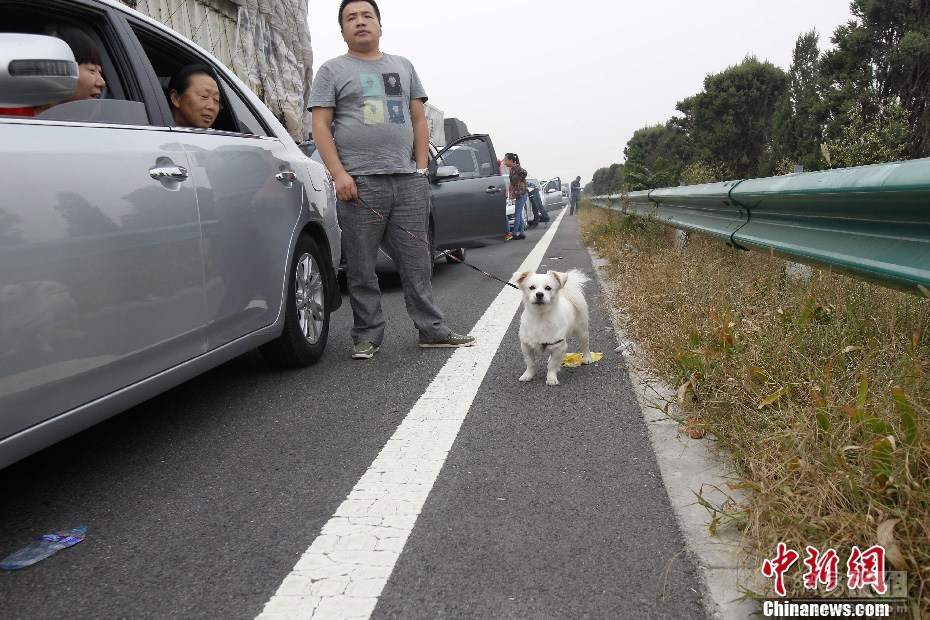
[504,232,513,241]
[351,342,379,359]
[419,332,477,348]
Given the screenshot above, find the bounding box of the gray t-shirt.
[308,53,427,175]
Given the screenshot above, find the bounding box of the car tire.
[523,202,530,227]
[259,233,330,367]
[445,247,466,264]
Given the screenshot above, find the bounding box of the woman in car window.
[53,26,106,105]
[167,65,221,129]
[0,26,105,117]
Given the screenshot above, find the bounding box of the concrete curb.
[589,252,760,620]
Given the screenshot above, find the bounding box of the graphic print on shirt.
[383,73,402,96]
[387,99,405,124]
[363,100,385,125]
[359,72,406,125]
[360,73,384,97]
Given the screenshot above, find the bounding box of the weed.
[580,203,930,614]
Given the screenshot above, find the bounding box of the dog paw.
[545,376,561,386]
[582,354,592,365]
[519,371,534,382]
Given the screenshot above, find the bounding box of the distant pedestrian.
[308,0,476,359]
[502,153,528,239]
[570,176,582,215]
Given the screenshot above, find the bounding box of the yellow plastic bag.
[562,352,604,367]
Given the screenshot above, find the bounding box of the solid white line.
[257,210,567,619]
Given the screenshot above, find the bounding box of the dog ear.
[549,271,568,288]
[512,270,532,285]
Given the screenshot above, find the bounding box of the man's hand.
[311,106,358,202]
[333,171,358,202]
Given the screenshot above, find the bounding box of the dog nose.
[535,292,544,300]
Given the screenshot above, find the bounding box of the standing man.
[309,0,476,359]
[570,176,582,215]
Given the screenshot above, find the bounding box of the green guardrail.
[591,158,930,297]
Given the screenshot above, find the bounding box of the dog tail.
[564,269,589,289]
[561,269,589,309]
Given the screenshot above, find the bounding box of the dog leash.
[350,194,519,290]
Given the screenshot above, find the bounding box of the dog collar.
[540,339,565,349]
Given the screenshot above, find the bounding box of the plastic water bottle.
[0,525,88,570]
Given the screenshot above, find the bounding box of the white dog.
[513,269,591,386]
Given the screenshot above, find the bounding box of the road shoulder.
[589,250,761,619]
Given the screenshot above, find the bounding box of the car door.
[428,134,505,248]
[544,177,564,209]
[0,9,207,440]
[124,18,306,350]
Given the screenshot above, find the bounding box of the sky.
[306,1,856,185]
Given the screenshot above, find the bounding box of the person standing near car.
[502,153,528,240]
[570,176,582,215]
[309,0,476,360]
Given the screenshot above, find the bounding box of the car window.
[298,140,316,158]
[441,147,479,178]
[433,135,497,179]
[0,5,144,124]
[127,21,269,136]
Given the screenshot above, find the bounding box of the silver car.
[0,0,342,469]
[539,177,566,211]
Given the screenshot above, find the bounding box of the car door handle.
[149,165,189,181]
[485,186,501,194]
[276,170,297,184]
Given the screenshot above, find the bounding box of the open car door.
[428,134,505,248]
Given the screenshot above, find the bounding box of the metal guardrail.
[590,158,930,297]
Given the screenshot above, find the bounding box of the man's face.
[341,1,381,51]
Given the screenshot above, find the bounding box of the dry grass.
[579,204,930,616]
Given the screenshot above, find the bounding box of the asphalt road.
[0,207,709,619]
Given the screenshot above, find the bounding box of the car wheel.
[260,234,330,367]
[445,247,466,264]
[523,202,530,227]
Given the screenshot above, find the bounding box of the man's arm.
[410,98,429,169]
[311,106,357,201]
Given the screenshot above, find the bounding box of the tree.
[623,123,690,186]
[675,56,789,179]
[821,0,930,158]
[825,97,909,167]
[591,163,624,195]
[772,31,828,171]
[623,158,674,191]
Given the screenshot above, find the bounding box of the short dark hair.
[339,0,381,28]
[167,64,219,97]
[49,25,101,66]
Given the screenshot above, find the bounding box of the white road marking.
[257,211,567,619]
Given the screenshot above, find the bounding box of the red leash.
[350,195,519,290]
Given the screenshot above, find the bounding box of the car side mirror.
[433,165,460,182]
[0,34,78,106]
